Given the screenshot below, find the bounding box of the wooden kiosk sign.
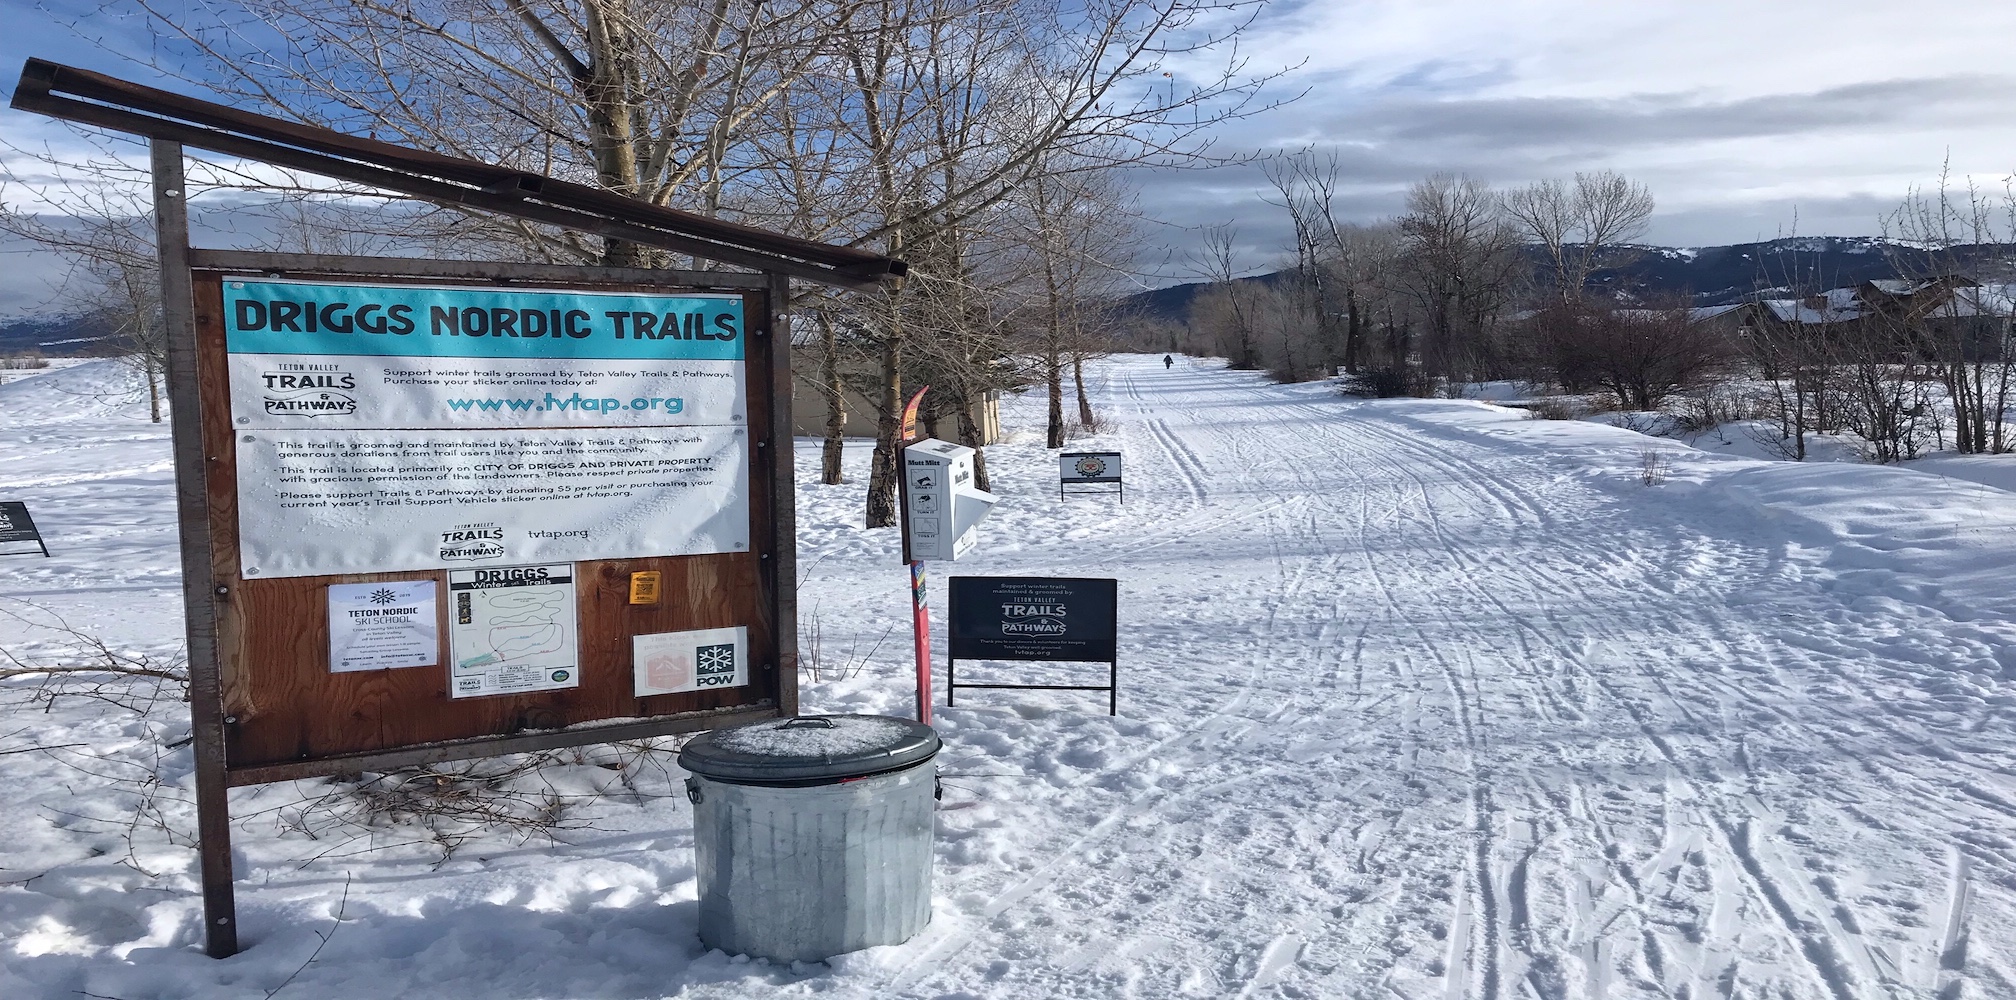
[11,59,903,958]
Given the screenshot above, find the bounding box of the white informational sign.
[1060,451,1122,483]
[327,580,438,672]
[234,426,749,578]
[902,438,997,561]
[222,278,751,579]
[632,625,749,696]
[447,565,580,699]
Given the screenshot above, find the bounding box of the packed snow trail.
[804,356,2015,1000]
[1,356,2011,1000]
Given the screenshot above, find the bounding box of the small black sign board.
[947,576,1118,715]
[0,502,50,557]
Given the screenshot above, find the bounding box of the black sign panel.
[948,576,1118,662]
[0,502,47,552]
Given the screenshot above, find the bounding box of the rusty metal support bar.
[189,249,771,289]
[12,58,904,289]
[224,705,778,786]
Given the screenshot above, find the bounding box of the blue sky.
[4,0,2016,313]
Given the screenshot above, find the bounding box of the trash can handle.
[779,716,837,729]
[685,777,703,805]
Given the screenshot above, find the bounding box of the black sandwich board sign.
[1059,451,1122,501]
[947,576,1118,715]
[0,502,50,557]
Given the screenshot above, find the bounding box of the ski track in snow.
[1,356,2012,999]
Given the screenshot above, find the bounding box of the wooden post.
[152,140,239,958]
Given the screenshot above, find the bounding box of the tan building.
[791,384,1002,444]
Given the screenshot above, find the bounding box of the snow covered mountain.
[1118,237,2016,325]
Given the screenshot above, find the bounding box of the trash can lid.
[679,714,941,785]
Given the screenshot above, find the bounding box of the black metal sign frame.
[945,576,1118,715]
[0,501,50,557]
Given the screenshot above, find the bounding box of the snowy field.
[3,354,2015,999]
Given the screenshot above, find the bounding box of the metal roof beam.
[10,58,905,289]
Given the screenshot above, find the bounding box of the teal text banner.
[223,278,746,361]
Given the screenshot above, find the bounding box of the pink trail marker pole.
[910,559,931,725]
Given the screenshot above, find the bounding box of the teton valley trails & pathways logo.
[260,365,358,416]
[1000,601,1069,635]
[439,523,506,562]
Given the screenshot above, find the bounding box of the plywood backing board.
[187,268,790,774]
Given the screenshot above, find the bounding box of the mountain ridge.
[1117,236,2016,325]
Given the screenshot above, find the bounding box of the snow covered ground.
[3,355,2014,999]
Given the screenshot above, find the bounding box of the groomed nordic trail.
[798,356,2014,1000]
[2,355,2011,1000]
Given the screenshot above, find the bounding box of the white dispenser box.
[902,438,997,561]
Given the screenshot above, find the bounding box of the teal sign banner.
[223,278,745,361]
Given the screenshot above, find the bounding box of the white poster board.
[327,580,438,672]
[447,565,580,698]
[633,626,748,696]
[1060,451,1122,483]
[223,278,751,578]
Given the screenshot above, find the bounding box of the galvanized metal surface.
[689,762,936,963]
[680,715,939,784]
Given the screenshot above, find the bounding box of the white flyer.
[327,580,438,672]
[633,626,748,696]
[447,565,580,698]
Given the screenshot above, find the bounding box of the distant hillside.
[1119,237,2016,324]
[0,313,121,356]
[1587,237,2016,304]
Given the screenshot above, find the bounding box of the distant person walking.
[1163,354,1174,369]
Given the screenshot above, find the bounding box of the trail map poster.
[223,278,751,578]
[447,565,579,698]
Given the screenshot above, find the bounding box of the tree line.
[1179,154,2015,461]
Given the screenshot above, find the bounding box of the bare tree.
[1502,170,1656,301]
[1395,173,1521,382]
[1531,301,1731,411]
[1883,164,2016,455]
[0,153,168,419]
[1188,224,1262,369]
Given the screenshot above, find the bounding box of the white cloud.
[1138,0,2016,265]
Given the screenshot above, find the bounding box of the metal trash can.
[680,714,940,963]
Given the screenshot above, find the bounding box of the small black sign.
[947,576,1119,714]
[0,502,50,557]
[948,577,1117,662]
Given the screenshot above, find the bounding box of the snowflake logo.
[369,587,400,605]
[696,643,736,677]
